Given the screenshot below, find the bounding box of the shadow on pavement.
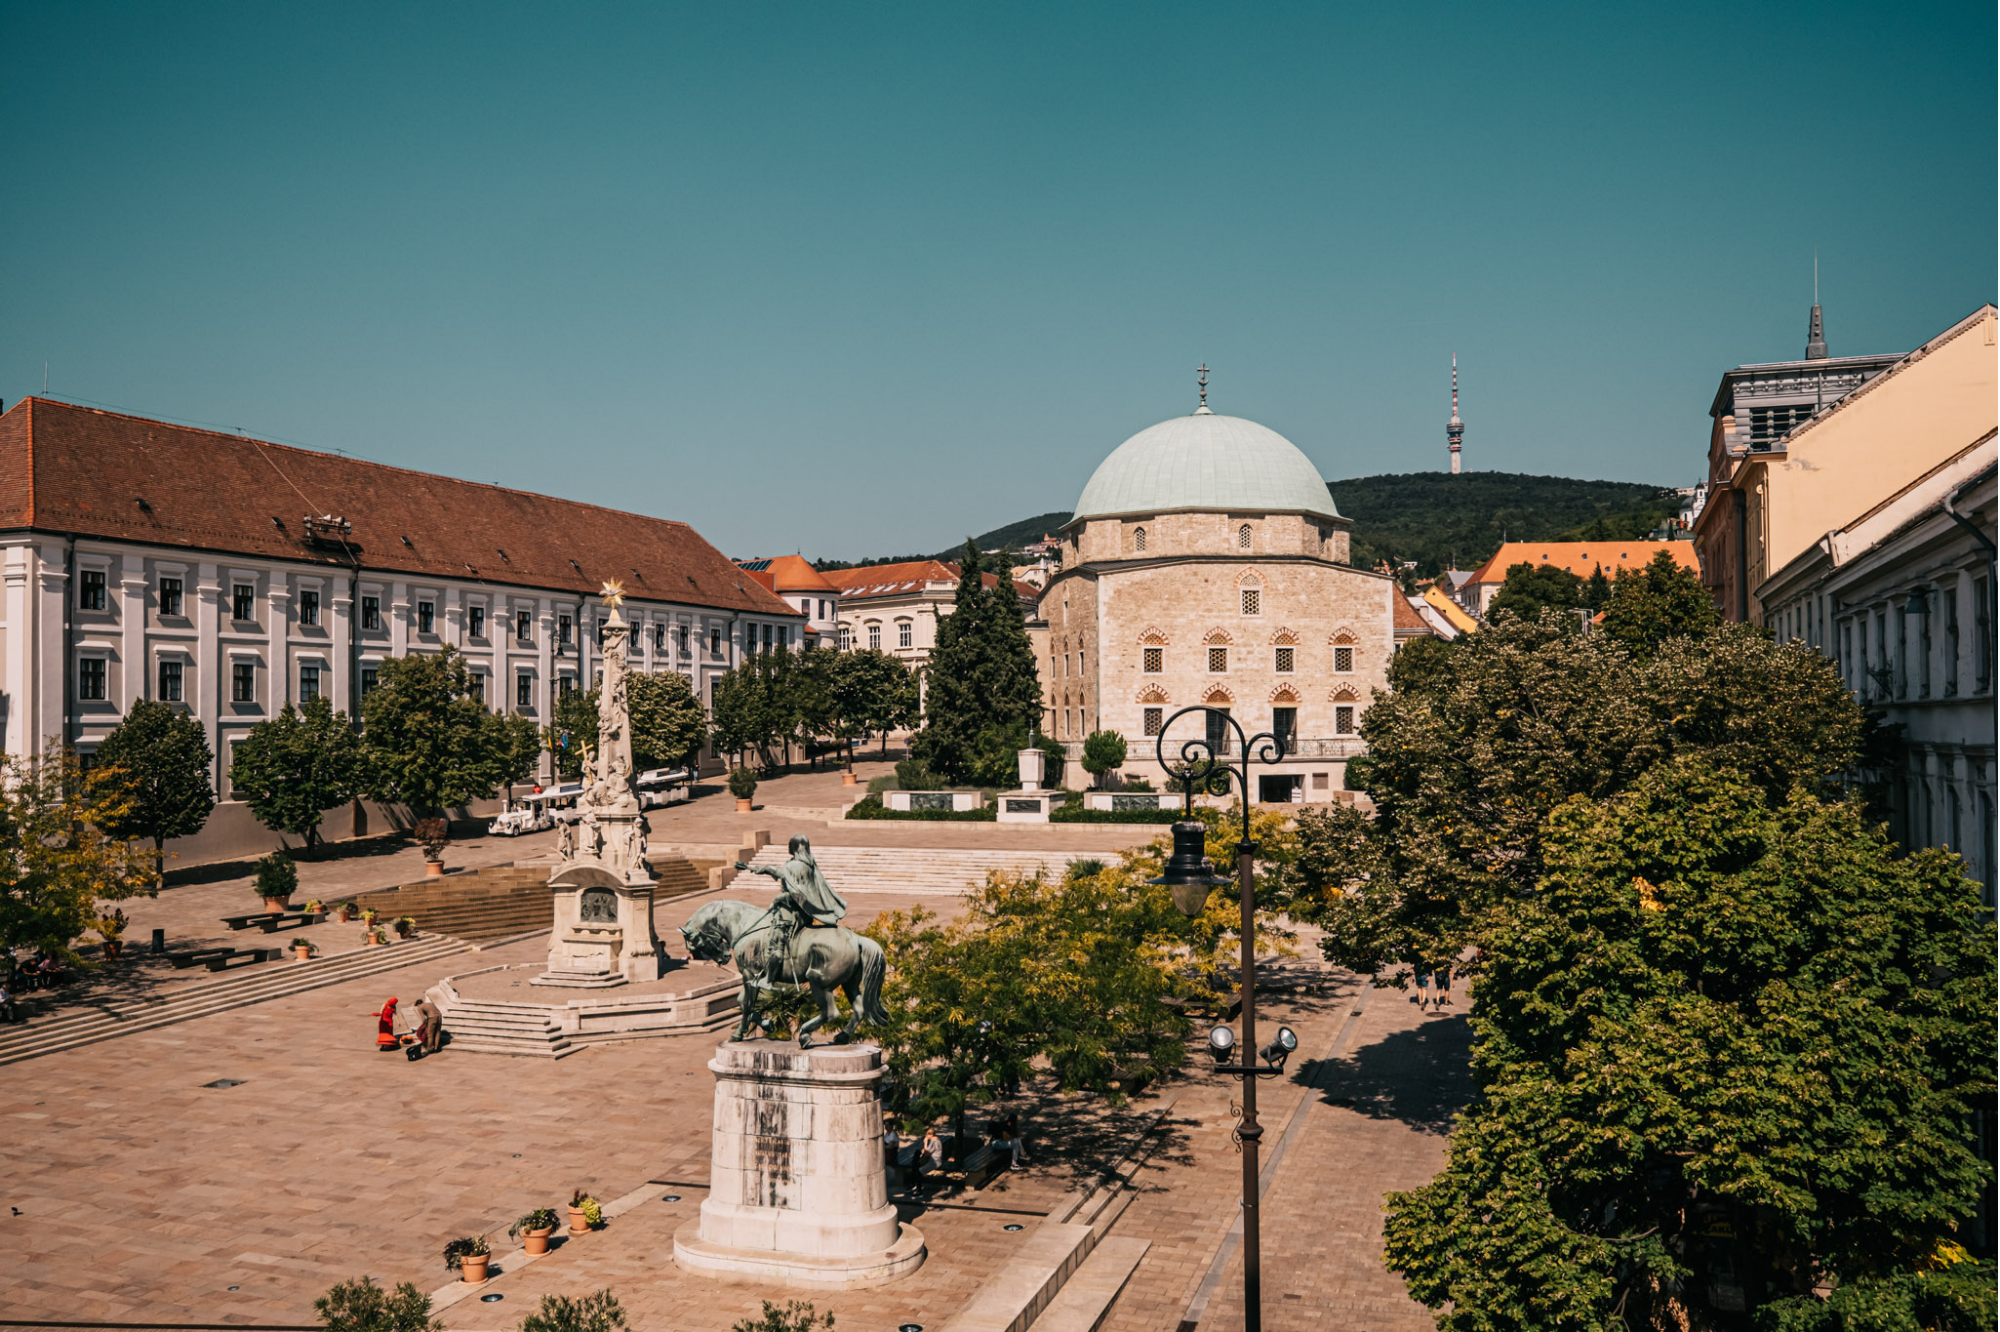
[1318,1009,1475,1137]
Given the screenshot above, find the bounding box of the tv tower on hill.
[1446,354,1465,474]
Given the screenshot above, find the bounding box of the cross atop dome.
[1195,363,1212,415]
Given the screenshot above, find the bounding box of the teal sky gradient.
[3,3,1993,558]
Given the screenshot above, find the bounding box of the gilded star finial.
[599,579,625,608]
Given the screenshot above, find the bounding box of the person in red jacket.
[373,997,400,1050]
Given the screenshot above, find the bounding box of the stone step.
[935,1220,1097,1332]
[0,936,471,1066]
[1031,1236,1151,1332]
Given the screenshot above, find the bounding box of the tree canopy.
[549,671,708,780]
[1485,562,1585,624]
[0,751,153,956]
[94,699,215,882]
[229,697,363,847]
[358,646,518,814]
[827,648,920,760]
[1383,760,1996,1332]
[910,541,1043,785]
[1600,548,1721,655]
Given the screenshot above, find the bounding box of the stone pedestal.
[535,860,662,987]
[674,1042,925,1288]
[996,790,1057,823]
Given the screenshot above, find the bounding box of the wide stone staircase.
[0,933,471,1067]
[739,844,1106,896]
[349,855,721,942]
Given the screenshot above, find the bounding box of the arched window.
[1238,523,1252,550]
[1133,526,1147,552]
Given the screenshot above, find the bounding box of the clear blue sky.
[4,3,1992,560]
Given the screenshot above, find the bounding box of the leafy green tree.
[492,710,541,796]
[865,863,1191,1138]
[229,697,363,849]
[1484,561,1584,624]
[312,1275,442,1332]
[1080,730,1127,788]
[1599,548,1720,655]
[94,699,215,885]
[710,651,798,770]
[0,750,153,956]
[1383,759,1997,1332]
[731,1302,833,1332]
[519,1290,627,1332]
[358,646,514,815]
[1307,618,1866,977]
[547,672,708,780]
[910,542,1042,785]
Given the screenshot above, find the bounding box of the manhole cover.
[899,1325,924,1332]
[226,1286,240,1292]
[662,1194,681,1202]
[203,1079,245,1089]
[480,1293,505,1303]
[1003,1223,1024,1232]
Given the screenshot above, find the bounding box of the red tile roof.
[1468,540,1700,586]
[737,553,838,594]
[825,560,962,596]
[0,398,799,618]
[1393,593,1430,634]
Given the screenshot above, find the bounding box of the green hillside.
[1335,472,1679,576]
[823,478,1677,576]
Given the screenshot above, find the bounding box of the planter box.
[884,790,982,813]
[1084,791,1167,812]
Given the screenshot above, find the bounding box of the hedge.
[1049,803,1187,824]
[845,794,998,822]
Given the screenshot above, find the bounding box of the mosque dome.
[1072,408,1342,525]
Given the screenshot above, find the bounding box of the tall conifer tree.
[911,541,1043,784]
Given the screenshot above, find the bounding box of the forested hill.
[821,479,1677,576]
[1335,472,1679,576]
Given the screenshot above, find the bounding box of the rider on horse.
[735,837,848,985]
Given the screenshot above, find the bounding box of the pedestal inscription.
[673,1041,925,1288]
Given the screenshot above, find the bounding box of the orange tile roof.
[1393,593,1430,633]
[0,398,800,618]
[1468,540,1700,586]
[826,560,961,595]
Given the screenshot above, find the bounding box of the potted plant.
[360,906,379,927]
[253,851,298,913]
[336,900,358,923]
[394,916,416,939]
[567,1189,602,1235]
[364,926,387,947]
[728,766,758,812]
[442,1235,490,1284]
[414,816,450,877]
[509,1206,558,1256]
[290,937,315,962]
[94,908,129,960]
[303,898,325,917]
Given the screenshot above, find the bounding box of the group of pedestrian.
[1412,962,1454,1010]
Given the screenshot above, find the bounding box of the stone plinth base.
[673,1219,926,1289]
[996,790,1057,823]
[676,1040,924,1287]
[529,968,627,989]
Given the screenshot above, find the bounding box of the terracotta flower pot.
[425,861,445,878]
[293,946,311,961]
[841,772,857,786]
[523,1227,553,1256]
[262,897,288,914]
[459,1253,489,1284]
[568,1206,590,1235]
[735,798,753,812]
[362,933,381,947]
[396,925,413,938]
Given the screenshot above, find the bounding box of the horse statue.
[681,899,889,1047]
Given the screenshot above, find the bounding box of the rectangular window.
[1143,707,1163,736]
[468,673,484,704]
[159,577,184,617]
[839,627,852,650]
[159,659,184,702]
[654,623,666,653]
[232,661,255,703]
[1273,706,1296,753]
[1206,707,1232,755]
[868,624,881,650]
[361,666,379,695]
[1335,705,1355,735]
[711,627,723,656]
[898,622,912,650]
[1209,647,1227,673]
[299,589,320,626]
[417,601,435,635]
[1976,578,1992,693]
[300,664,321,702]
[558,614,573,647]
[1945,591,1960,696]
[233,584,255,622]
[1275,647,1294,673]
[1334,646,1354,673]
[517,673,533,709]
[679,625,691,657]
[78,657,106,701]
[79,569,106,611]
[1143,646,1163,673]
[559,674,576,697]
[762,623,773,651]
[362,596,382,631]
[1241,588,1260,616]
[468,605,485,639]
[1918,596,1932,698]
[518,610,533,642]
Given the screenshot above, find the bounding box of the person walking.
[1413,966,1433,1010]
[1434,963,1454,1008]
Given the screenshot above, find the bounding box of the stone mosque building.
[1039,379,1395,801]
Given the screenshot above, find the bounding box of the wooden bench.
[254,912,325,933]
[171,946,277,972]
[169,947,237,970]
[220,912,287,931]
[958,1142,1007,1189]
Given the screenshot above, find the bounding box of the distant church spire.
[1805,256,1828,360]
[1195,363,1212,415]
[1446,354,1465,475]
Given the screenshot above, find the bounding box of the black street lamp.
[1148,705,1297,1332]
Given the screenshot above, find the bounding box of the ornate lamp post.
[1149,705,1299,1332]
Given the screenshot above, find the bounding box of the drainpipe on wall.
[62,535,76,755]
